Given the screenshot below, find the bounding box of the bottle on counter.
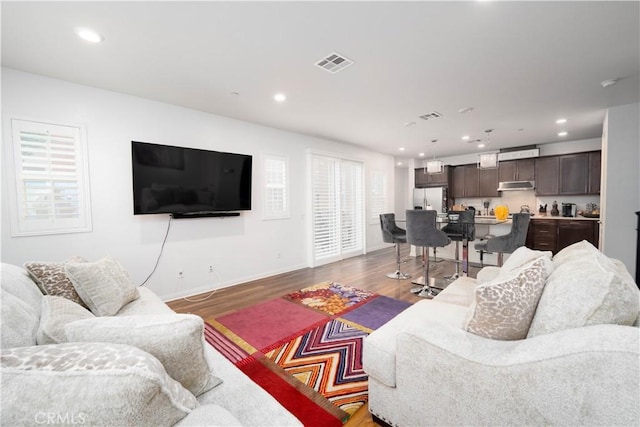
[551,201,560,216]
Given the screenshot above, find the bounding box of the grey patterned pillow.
[24,257,88,308]
[36,296,94,345]
[65,257,139,316]
[464,257,547,340]
[1,342,197,426]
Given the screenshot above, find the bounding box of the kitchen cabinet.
[478,167,499,197]
[526,218,599,254]
[588,151,601,194]
[534,156,560,195]
[559,153,589,194]
[557,220,596,250]
[415,166,451,188]
[498,159,535,182]
[452,164,498,198]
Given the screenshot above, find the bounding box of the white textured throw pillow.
[464,257,547,340]
[1,342,197,426]
[498,246,554,280]
[65,314,222,396]
[37,296,94,345]
[65,257,139,316]
[528,242,639,337]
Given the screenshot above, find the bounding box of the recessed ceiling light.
[399,147,405,151]
[462,135,470,140]
[558,131,568,137]
[478,143,486,148]
[396,162,403,166]
[556,118,567,124]
[458,107,474,114]
[404,121,416,127]
[231,91,240,96]
[76,27,104,43]
[418,152,425,157]
[274,93,287,102]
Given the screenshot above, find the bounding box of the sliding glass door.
[311,154,364,266]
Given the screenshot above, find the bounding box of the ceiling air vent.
[419,111,443,121]
[315,52,354,74]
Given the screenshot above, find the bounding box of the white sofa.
[364,241,640,426]
[0,260,302,427]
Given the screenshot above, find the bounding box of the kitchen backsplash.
[456,191,600,216]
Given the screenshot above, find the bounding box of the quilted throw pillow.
[24,257,88,308]
[464,257,547,340]
[65,257,139,316]
[65,314,222,396]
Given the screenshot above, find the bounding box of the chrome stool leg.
[386,243,411,280]
[411,246,439,298]
[445,240,461,281]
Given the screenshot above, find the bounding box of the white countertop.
[475,214,600,221]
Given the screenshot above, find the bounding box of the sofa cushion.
[1,290,40,349]
[176,403,243,426]
[1,342,197,426]
[2,263,44,310]
[65,257,139,316]
[24,257,88,308]
[528,242,639,337]
[65,314,222,396]
[116,287,176,316]
[364,298,470,387]
[37,296,94,344]
[464,257,547,340]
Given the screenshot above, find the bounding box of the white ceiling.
[2,1,639,160]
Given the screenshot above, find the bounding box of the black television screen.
[131,141,252,215]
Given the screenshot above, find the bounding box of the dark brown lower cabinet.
[526,218,599,254]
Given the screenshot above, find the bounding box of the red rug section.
[239,359,343,427]
[216,298,328,349]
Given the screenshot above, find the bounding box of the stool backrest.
[443,209,476,240]
[405,210,450,248]
[486,213,531,253]
[380,213,401,244]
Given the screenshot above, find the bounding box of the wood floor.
[167,246,480,427]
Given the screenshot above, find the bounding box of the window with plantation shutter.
[369,170,388,224]
[263,154,289,220]
[6,118,92,236]
[310,154,363,266]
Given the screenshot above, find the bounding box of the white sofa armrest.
[392,321,639,426]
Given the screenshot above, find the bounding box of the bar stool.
[441,209,476,280]
[405,210,451,298]
[380,213,411,280]
[475,213,531,266]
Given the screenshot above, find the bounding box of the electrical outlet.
[208,264,214,273]
[178,270,184,279]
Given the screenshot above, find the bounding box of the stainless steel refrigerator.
[413,187,447,212]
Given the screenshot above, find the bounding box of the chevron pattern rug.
[204,282,412,426]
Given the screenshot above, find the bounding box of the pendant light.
[425,139,443,174]
[478,129,498,169]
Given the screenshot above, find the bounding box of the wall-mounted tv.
[131,141,252,216]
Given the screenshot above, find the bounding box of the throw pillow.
[64,257,139,316]
[464,257,547,340]
[1,342,197,426]
[36,296,94,345]
[527,244,639,337]
[65,314,222,396]
[24,257,88,308]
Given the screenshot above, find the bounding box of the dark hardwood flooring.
[167,246,480,427]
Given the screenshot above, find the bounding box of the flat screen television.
[131,141,252,216]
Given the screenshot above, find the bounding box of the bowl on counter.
[579,212,600,218]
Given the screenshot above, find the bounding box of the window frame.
[4,116,92,237]
[262,153,290,220]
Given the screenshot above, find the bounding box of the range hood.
[497,181,536,191]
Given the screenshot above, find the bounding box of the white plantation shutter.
[369,170,388,224]
[263,154,289,219]
[311,154,363,265]
[7,118,92,236]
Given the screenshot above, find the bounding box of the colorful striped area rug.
[204,282,412,427]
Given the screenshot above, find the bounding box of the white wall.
[393,166,408,218]
[1,68,395,300]
[600,102,640,278]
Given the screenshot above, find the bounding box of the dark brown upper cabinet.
[499,159,535,182]
[534,156,560,195]
[414,166,451,188]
